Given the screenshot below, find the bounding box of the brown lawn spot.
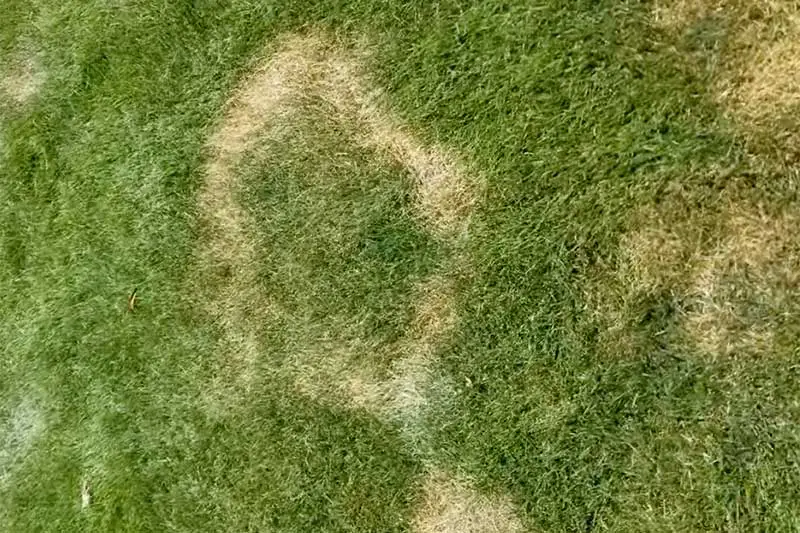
[409,275,460,350]
[652,1,800,151]
[198,32,475,423]
[651,0,722,29]
[291,276,459,430]
[412,470,525,533]
[289,337,385,410]
[605,198,799,359]
[652,1,795,31]
[197,36,317,410]
[1,49,45,106]
[722,12,800,134]
[320,55,477,238]
[681,207,798,357]
[379,276,459,422]
[617,222,691,296]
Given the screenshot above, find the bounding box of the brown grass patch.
[599,197,800,359]
[194,31,512,529]
[652,0,795,32]
[652,1,800,151]
[197,36,314,412]
[378,276,459,426]
[290,275,460,437]
[412,470,524,533]
[651,0,727,28]
[198,32,475,418]
[1,49,45,106]
[198,41,495,526]
[681,208,797,357]
[320,56,476,237]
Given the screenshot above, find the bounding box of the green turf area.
[3,0,800,531]
[240,111,441,350]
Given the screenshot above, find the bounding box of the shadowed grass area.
[2,0,800,531]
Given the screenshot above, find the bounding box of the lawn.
[2,0,800,531]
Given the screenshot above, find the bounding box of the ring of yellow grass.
[196,32,523,532]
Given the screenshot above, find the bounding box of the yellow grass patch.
[197,45,506,533]
[1,48,45,106]
[681,208,797,358]
[320,56,476,237]
[651,0,726,28]
[289,337,384,409]
[376,276,460,428]
[603,198,800,360]
[412,470,524,533]
[652,1,800,149]
[652,0,795,31]
[197,37,308,412]
[289,275,460,437]
[197,32,476,419]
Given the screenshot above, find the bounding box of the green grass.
[240,111,441,349]
[3,0,800,531]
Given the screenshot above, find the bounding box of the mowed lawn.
[3,0,800,531]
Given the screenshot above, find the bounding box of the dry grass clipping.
[198,32,477,421]
[600,199,800,360]
[412,470,525,533]
[652,1,800,150]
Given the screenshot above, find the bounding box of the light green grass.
[2,0,800,531]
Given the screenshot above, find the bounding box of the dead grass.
[194,43,519,533]
[652,1,800,153]
[320,56,477,238]
[652,0,796,31]
[375,276,460,438]
[651,0,728,28]
[197,32,476,420]
[0,47,45,106]
[412,470,524,533]
[289,275,460,444]
[195,39,513,530]
[196,36,311,412]
[681,208,798,357]
[597,195,800,360]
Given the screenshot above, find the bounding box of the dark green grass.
[240,110,441,351]
[2,0,800,531]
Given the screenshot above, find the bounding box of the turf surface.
[2,0,800,531]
